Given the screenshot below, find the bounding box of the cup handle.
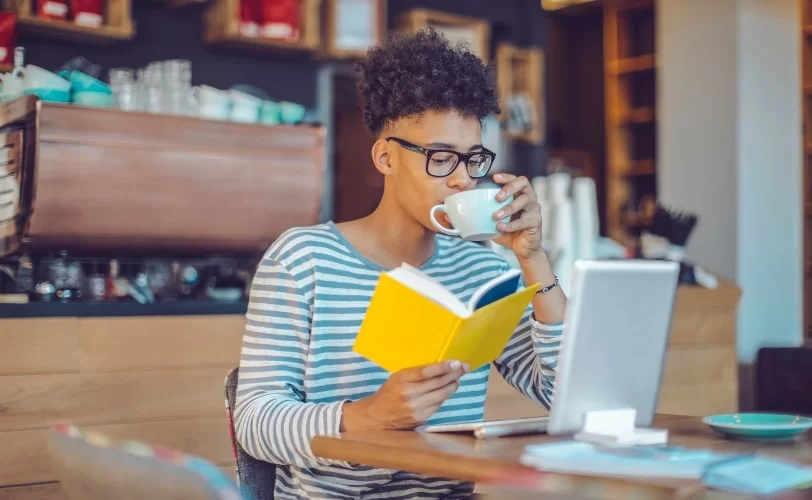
[429,205,460,236]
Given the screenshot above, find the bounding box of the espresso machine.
[0,96,38,302]
[0,95,37,260]
[0,95,252,304]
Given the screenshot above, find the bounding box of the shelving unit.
[496,43,545,144]
[802,0,812,338]
[396,8,490,61]
[204,0,321,54]
[10,0,134,43]
[603,0,657,247]
[541,0,599,11]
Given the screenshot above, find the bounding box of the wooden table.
[311,414,812,499]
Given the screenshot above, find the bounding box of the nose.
[446,161,473,190]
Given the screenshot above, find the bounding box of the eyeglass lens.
[428,151,493,178]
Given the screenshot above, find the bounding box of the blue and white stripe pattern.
[234,222,562,499]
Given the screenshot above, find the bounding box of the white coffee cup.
[231,106,259,123]
[429,188,512,241]
[230,89,262,108]
[230,89,261,123]
[195,85,230,108]
[200,104,229,120]
[194,85,231,120]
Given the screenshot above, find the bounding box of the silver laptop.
[422,259,680,438]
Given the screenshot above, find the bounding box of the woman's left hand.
[491,173,543,259]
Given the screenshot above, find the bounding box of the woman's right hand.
[341,360,468,431]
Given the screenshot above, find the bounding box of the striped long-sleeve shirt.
[234,222,562,499]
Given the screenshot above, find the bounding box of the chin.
[411,211,437,234]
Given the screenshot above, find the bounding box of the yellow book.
[353,263,540,373]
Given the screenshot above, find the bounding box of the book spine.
[436,317,464,363]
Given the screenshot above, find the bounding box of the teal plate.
[23,88,71,103]
[703,413,812,441]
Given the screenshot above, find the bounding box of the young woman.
[234,28,567,499]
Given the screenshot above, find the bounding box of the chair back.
[755,345,812,416]
[47,423,240,500]
[225,367,277,499]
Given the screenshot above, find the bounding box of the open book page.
[387,263,469,317]
[467,268,522,311]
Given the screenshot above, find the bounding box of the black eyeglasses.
[386,137,496,179]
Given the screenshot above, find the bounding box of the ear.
[371,139,393,176]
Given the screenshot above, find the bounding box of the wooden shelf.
[614,106,655,124]
[11,0,134,44]
[396,8,490,61]
[542,0,596,10]
[204,0,321,54]
[619,159,655,176]
[604,0,657,247]
[608,54,655,74]
[543,0,602,16]
[16,15,133,43]
[540,0,671,12]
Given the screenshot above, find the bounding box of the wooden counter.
[0,314,245,500]
[0,280,740,499]
[311,414,811,496]
[659,277,741,416]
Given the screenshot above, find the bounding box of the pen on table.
[474,422,550,439]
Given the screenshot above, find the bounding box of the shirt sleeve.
[233,257,348,468]
[492,276,563,410]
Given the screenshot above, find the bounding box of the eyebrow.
[426,142,485,152]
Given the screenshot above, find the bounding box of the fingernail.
[448,360,461,370]
[494,210,504,219]
[462,363,470,373]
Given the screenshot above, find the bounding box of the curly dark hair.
[355,28,500,135]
